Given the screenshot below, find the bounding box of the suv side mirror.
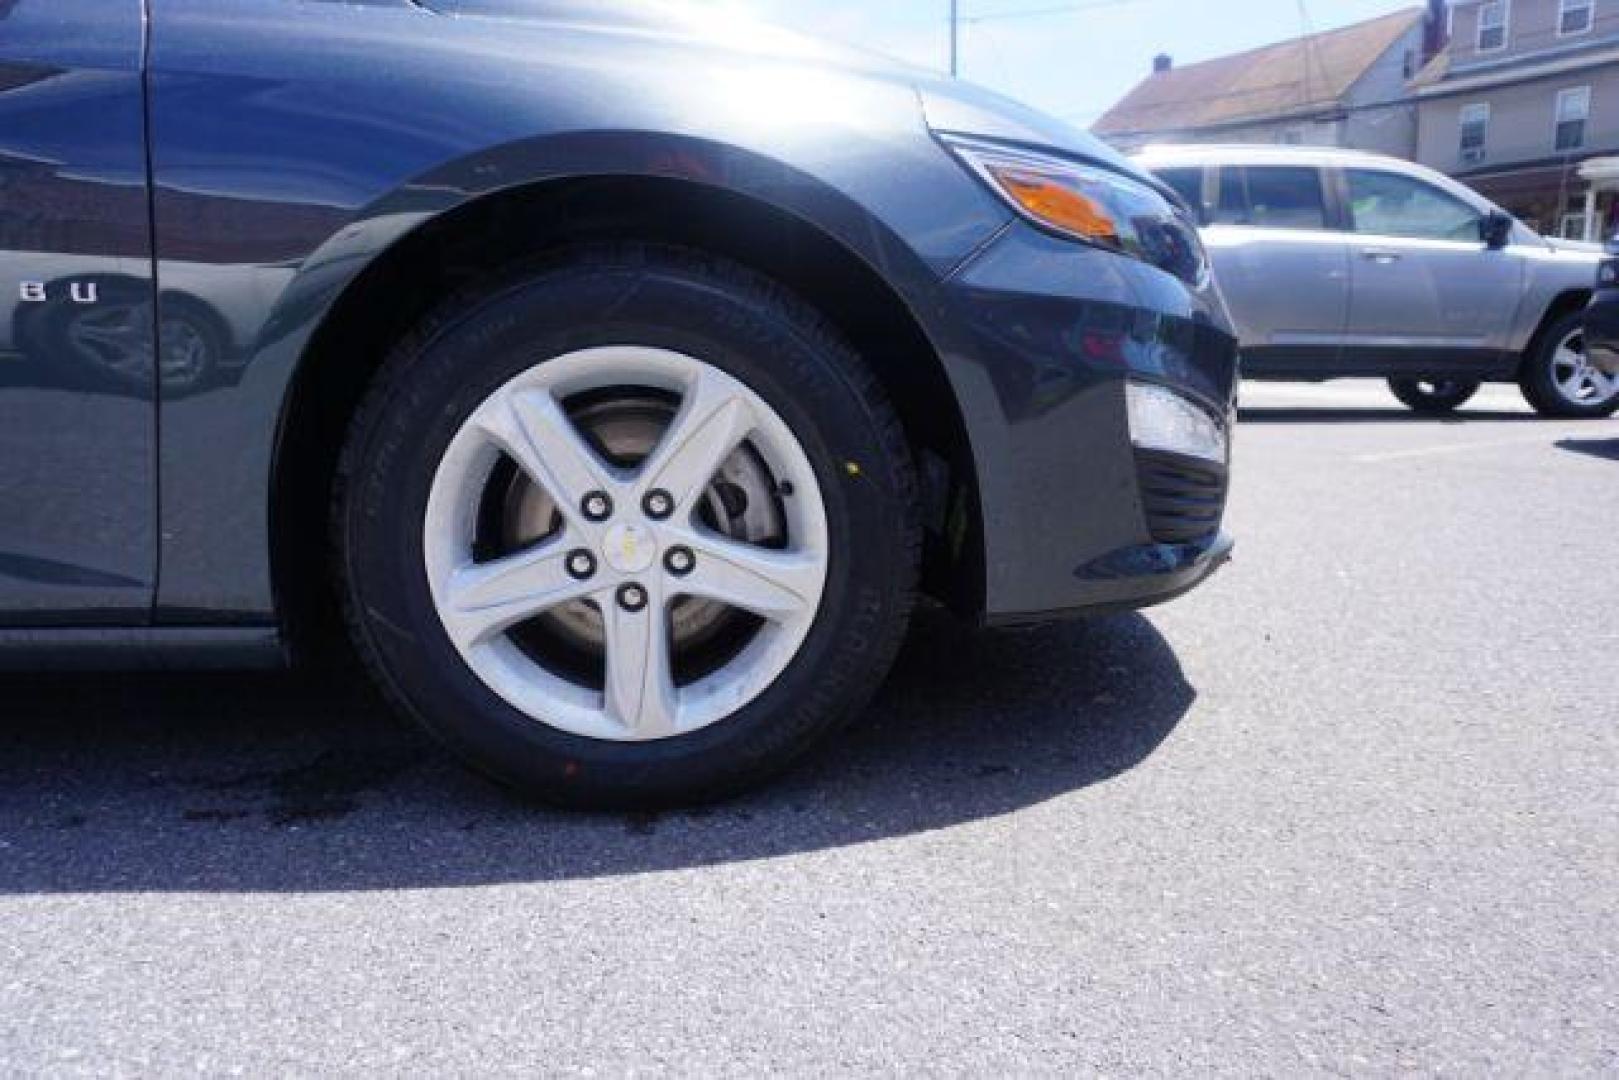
[1481,210,1514,249]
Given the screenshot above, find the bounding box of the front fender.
[147,0,1010,618]
[1510,244,1603,353]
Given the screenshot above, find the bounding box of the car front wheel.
[335,246,919,807]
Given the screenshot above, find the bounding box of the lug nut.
[642,489,675,521]
[565,550,596,581]
[664,546,695,577]
[581,491,613,523]
[617,583,649,612]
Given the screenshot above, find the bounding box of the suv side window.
[1345,169,1481,243]
[1211,166,1327,230]
[1154,166,1206,221]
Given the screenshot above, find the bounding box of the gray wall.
[1448,0,1619,70]
[1415,63,1619,170]
[1342,23,1425,158]
[1111,116,1342,152]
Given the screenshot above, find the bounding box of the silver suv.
[1137,146,1615,418]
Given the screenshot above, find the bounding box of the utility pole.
[949,0,960,76]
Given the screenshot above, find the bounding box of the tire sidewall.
[1388,378,1479,413]
[341,253,913,803]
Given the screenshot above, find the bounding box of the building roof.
[1410,41,1619,96]
[1094,8,1423,137]
[1407,48,1449,89]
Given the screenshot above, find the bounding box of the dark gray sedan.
[0,0,1237,806]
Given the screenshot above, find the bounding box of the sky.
[705,0,1425,129]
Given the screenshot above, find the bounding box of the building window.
[1477,1,1508,51]
[1460,103,1490,163]
[1558,0,1593,35]
[1555,87,1590,152]
[1560,193,1590,240]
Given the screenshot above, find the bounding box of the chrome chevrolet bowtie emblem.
[601,523,656,574]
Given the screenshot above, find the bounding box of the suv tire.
[1387,378,1480,415]
[1520,312,1619,418]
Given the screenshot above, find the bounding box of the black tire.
[1386,378,1480,414]
[333,245,920,808]
[1519,311,1619,418]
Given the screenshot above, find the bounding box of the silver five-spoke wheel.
[338,248,917,805]
[423,346,829,742]
[1550,327,1618,407]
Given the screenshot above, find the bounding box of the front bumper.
[1587,285,1619,376]
[935,221,1239,624]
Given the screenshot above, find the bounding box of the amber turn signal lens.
[987,164,1121,247]
[942,136,1209,286]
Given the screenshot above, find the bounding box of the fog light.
[1126,381,1228,463]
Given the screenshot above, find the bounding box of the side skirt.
[0,626,286,671]
[1244,345,1520,382]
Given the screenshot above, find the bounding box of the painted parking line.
[1353,430,1597,463]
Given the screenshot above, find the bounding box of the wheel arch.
[270,174,986,660]
[1518,289,1593,375]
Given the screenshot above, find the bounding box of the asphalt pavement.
[2,380,1616,1075]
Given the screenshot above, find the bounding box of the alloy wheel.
[1551,328,1618,406]
[423,346,829,743]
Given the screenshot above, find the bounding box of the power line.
[1294,0,1318,105]
[963,0,1153,22]
[947,0,1158,76]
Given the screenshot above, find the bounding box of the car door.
[1338,167,1523,375]
[0,0,156,622]
[1198,164,1351,377]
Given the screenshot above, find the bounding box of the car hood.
[419,0,1142,179]
[916,80,1136,176]
[1543,236,1605,257]
[418,0,929,76]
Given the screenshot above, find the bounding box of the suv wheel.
[1520,313,1619,418]
[335,246,919,808]
[1387,378,1480,415]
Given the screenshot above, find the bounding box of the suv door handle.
[1360,248,1402,263]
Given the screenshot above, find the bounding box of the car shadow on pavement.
[0,608,1192,894]
[1238,407,1537,424]
[1556,437,1619,461]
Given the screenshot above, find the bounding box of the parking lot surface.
[2,381,1616,1075]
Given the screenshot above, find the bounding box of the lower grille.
[1137,450,1227,545]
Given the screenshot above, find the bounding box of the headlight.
[1126,381,1228,463]
[942,135,1209,287]
[1599,258,1618,287]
